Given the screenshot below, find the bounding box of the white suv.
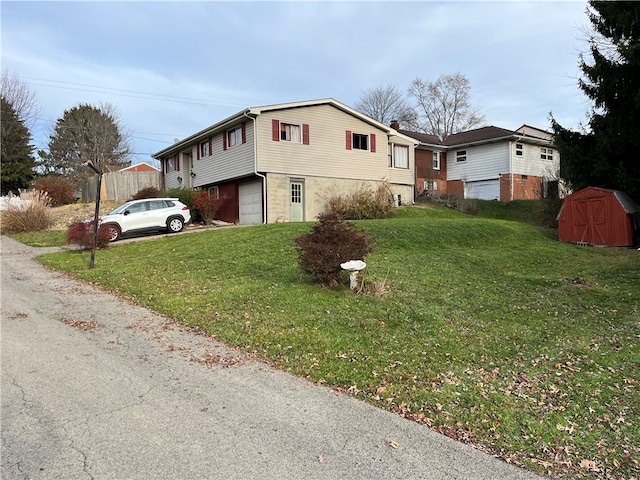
[99,198,191,242]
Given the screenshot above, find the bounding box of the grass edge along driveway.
[36,204,640,480]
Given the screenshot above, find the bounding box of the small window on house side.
[456,150,467,162]
[392,144,409,169]
[209,186,219,199]
[280,123,302,142]
[227,126,243,148]
[392,145,409,169]
[433,151,441,170]
[516,143,523,156]
[424,180,438,191]
[352,133,369,150]
[200,141,210,157]
[166,156,177,172]
[540,147,553,160]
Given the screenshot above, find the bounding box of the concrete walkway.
[1,235,542,479]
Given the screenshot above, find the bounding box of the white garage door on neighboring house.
[464,180,500,200]
[239,181,263,225]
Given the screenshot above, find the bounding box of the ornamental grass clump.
[323,182,394,219]
[294,213,372,286]
[0,190,52,234]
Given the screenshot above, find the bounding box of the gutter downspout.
[244,111,267,224]
[511,135,525,202]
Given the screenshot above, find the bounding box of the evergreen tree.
[41,103,131,188]
[1,96,36,195]
[552,1,640,202]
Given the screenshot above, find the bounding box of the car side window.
[148,200,167,211]
[127,202,147,214]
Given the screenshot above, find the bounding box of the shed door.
[574,197,606,245]
[238,181,263,225]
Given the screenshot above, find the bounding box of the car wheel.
[103,224,121,242]
[167,217,184,233]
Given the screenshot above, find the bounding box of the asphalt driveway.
[1,235,542,479]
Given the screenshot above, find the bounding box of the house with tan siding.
[397,124,560,202]
[152,99,417,224]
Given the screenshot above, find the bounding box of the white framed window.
[424,180,438,191]
[208,186,219,199]
[432,151,441,170]
[456,150,467,162]
[392,144,409,169]
[540,147,553,160]
[515,143,523,156]
[353,133,369,150]
[166,154,179,172]
[280,123,302,142]
[227,126,243,148]
[200,140,210,157]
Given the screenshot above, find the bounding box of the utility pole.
[83,160,102,269]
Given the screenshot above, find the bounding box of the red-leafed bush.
[294,213,372,286]
[131,187,161,200]
[32,176,75,207]
[66,221,111,249]
[193,190,228,225]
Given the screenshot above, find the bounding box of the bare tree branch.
[1,68,40,129]
[354,84,417,128]
[408,73,485,140]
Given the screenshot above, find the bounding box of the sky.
[2,0,592,167]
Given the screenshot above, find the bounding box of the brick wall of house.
[415,148,447,198]
[446,179,464,198]
[500,174,544,201]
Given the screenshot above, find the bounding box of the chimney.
[390,120,400,131]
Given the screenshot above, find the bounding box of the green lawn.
[34,203,640,479]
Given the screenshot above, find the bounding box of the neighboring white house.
[443,125,560,201]
[153,98,417,224]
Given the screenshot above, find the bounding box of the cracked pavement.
[0,235,542,479]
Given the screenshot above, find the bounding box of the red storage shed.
[557,187,640,247]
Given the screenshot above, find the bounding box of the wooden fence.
[82,171,163,203]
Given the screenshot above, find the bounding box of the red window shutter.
[370,134,376,153]
[197,144,200,160]
[223,131,227,151]
[241,122,247,144]
[302,124,310,145]
[175,154,180,171]
[209,138,213,155]
[272,119,280,141]
[346,130,352,150]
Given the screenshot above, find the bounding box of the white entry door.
[238,181,263,224]
[290,181,304,222]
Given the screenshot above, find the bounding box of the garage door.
[238,181,263,225]
[464,180,500,200]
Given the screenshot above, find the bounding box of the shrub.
[439,195,480,215]
[66,221,111,249]
[193,190,228,225]
[131,186,161,200]
[0,190,52,234]
[295,213,372,286]
[322,182,394,220]
[32,176,75,207]
[537,196,564,228]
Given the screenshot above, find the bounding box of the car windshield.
[108,203,134,215]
